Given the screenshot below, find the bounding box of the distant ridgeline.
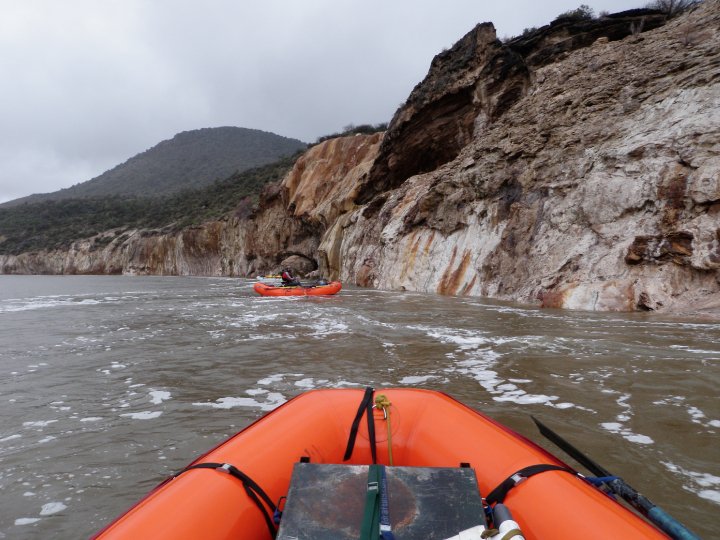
[0,127,305,254]
[3,127,306,207]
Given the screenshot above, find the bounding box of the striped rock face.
[317,2,720,314]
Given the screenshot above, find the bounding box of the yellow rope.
[374,394,393,466]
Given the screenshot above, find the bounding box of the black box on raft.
[276,462,486,540]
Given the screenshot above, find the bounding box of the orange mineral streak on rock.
[423,231,436,255]
[400,234,422,281]
[460,275,478,296]
[437,248,472,296]
[539,288,570,309]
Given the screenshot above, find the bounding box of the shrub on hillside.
[553,4,595,23]
[645,0,702,16]
[313,123,388,145]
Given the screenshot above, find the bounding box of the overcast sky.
[0,0,643,203]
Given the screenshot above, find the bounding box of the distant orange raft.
[253,280,342,296]
[93,388,674,540]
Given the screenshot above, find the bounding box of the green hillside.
[2,127,306,207]
[0,154,297,255]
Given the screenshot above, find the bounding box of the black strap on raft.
[343,386,377,464]
[486,464,577,505]
[174,462,278,539]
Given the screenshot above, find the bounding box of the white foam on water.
[624,433,654,444]
[120,411,163,420]
[246,333,291,341]
[50,404,71,411]
[551,402,575,409]
[336,380,366,387]
[246,388,267,396]
[686,406,720,430]
[193,397,262,409]
[79,417,103,422]
[23,420,57,428]
[0,293,103,313]
[294,378,328,388]
[600,422,654,445]
[309,320,349,336]
[38,436,56,444]
[193,392,286,411]
[237,312,283,323]
[662,461,720,504]
[651,397,719,431]
[15,518,40,526]
[697,489,720,503]
[1,434,21,442]
[602,392,653,443]
[149,390,171,405]
[494,392,559,405]
[257,373,304,386]
[411,324,590,409]
[355,314,397,329]
[415,326,492,349]
[669,345,720,354]
[40,502,67,515]
[449,351,579,409]
[399,375,437,384]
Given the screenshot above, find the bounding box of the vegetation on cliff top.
[0,154,298,255]
[313,123,387,146]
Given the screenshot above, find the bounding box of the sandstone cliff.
[2,3,719,314]
[338,3,720,313]
[0,133,382,279]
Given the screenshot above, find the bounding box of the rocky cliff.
[0,134,382,279]
[340,3,720,313]
[2,3,719,314]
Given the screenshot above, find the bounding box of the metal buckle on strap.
[368,481,379,491]
[218,463,233,474]
[510,473,527,486]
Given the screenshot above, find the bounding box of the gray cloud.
[0,0,639,203]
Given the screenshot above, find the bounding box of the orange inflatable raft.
[253,280,342,296]
[94,389,682,539]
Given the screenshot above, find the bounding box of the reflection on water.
[0,275,718,538]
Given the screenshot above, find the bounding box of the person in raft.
[281,268,301,287]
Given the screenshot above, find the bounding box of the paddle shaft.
[531,416,700,540]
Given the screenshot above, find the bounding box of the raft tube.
[253,280,342,296]
[94,389,668,540]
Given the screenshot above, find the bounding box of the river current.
[0,275,717,538]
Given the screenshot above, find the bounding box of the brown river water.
[0,275,717,539]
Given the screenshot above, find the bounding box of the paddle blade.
[531,416,610,477]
